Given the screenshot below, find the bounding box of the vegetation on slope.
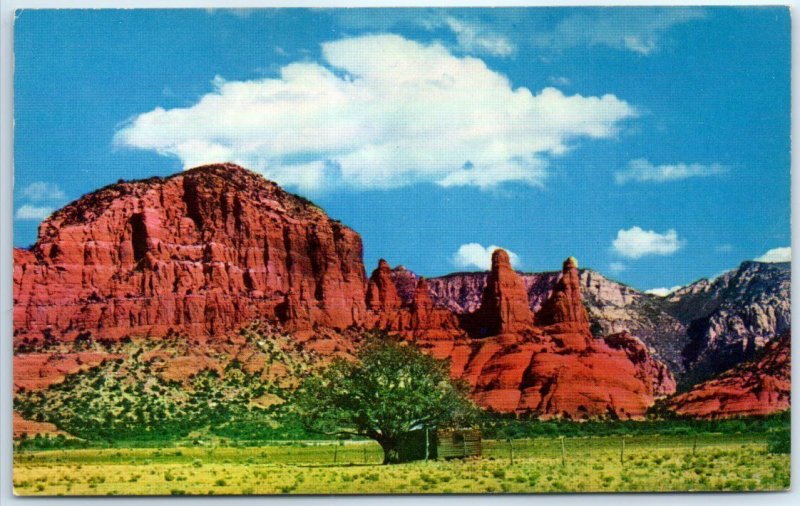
[14,324,790,450]
[15,322,321,444]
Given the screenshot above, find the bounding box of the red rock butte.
[366,259,402,312]
[451,251,676,418]
[14,163,681,419]
[536,256,590,334]
[467,249,535,336]
[14,164,368,344]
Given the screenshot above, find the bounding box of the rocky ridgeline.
[13,164,787,420]
[425,270,688,375]
[366,253,676,418]
[425,261,789,385]
[365,259,462,340]
[667,261,790,386]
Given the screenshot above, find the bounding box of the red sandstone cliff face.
[667,331,790,418]
[532,256,592,353]
[464,333,667,418]
[605,331,677,398]
[458,254,675,418]
[366,259,402,312]
[536,256,589,334]
[425,269,691,378]
[365,260,463,340]
[14,165,677,421]
[465,249,535,336]
[13,164,368,344]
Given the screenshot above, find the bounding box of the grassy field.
[13,433,789,495]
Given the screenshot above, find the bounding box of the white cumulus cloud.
[614,158,728,184]
[115,34,636,193]
[754,247,791,263]
[452,243,520,271]
[15,204,54,221]
[612,226,683,259]
[645,286,682,297]
[20,182,66,202]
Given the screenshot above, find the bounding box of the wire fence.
[15,433,770,467]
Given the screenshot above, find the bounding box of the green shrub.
[767,430,790,454]
[478,411,790,440]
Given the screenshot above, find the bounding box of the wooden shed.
[436,428,482,459]
[396,428,482,462]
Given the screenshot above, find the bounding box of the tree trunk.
[377,438,400,465]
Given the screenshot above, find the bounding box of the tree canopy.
[291,334,476,463]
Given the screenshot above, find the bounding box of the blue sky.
[14,7,790,292]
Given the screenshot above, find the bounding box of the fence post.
[363,444,367,464]
[333,443,338,464]
[508,439,514,465]
[425,428,430,462]
[692,435,697,456]
[560,437,566,466]
[620,437,625,465]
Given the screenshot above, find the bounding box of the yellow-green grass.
[13,435,789,495]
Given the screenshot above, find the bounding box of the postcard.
[12,6,790,495]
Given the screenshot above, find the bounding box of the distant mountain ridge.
[665,261,790,386]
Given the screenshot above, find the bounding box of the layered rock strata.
[13,164,368,343]
[13,165,680,420]
[460,254,676,418]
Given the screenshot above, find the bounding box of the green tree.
[291,335,476,464]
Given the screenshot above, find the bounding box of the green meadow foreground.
[14,434,789,495]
